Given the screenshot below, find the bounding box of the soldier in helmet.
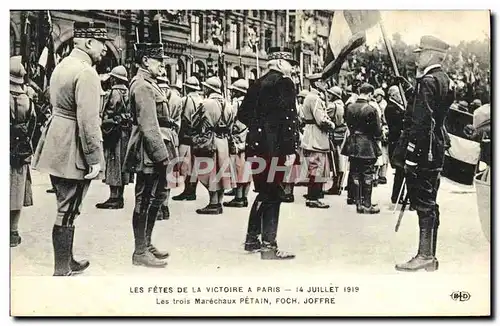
[174,76,203,201]
[123,43,171,268]
[224,78,251,208]
[155,70,183,221]
[193,76,235,215]
[373,88,389,185]
[325,85,347,195]
[10,56,37,247]
[393,36,453,272]
[96,65,133,210]
[33,21,110,276]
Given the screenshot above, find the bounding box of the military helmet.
[228,79,249,94]
[327,86,342,98]
[374,88,385,97]
[201,76,222,94]
[110,65,128,82]
[184,76,201,91]
[10,56,26,85]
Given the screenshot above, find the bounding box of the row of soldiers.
[10,20,454,274]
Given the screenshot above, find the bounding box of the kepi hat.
[414,35,450,53]
[73,21,113,41]
[134,43,169,60]
[267,47,298,66]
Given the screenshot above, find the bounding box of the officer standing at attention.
[33,21,109,276]
[394,36,452,272]
[238,47,299,259]
[341,83,382,214]
[123,43,171,268]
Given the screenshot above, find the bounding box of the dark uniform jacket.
[392,65,452,171]
[341,98,382,160]
[238,69,298,186]
[385,98,405,166]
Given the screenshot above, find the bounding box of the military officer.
[224,78,251,208]
[238,47,299,259]
[173,76,203,201]
[33,21,109,276]
[123,43,171,268]
[301,74,335,209]
[325,86,347,195]
[156,72,183,220]
[96,65,133,210]
[10,56,36,247]
[193,76,235,215]
[394,36,452,272]
[342,83,382,214]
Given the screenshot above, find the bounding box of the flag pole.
[378,20,407,107]
[255,42,259,78]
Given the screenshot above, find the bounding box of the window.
[230,22,239,50]
[252,10,258,17]
[190,15,201,43]
[264,29,273,52]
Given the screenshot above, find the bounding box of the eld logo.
[450,291,471,302]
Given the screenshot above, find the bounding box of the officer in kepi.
[393,35,452,272]
[238,47,299,260]
[33,21,109,276]
[123,43,171,268]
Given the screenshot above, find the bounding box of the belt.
[304,119,316,125]
[52,108,77,121]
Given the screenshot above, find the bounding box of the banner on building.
[322,10,380,80]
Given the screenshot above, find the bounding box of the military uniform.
[194,77,236,215]
[224,79,251,208]
[123,43,171,268]
[325,86,347,195]
[10,56,36,247]
[33,22,110,276]
[393,36,452,272]
[156,76,183,220]
[238,47,299,260]
[97,66,133,209]
[342,84,382,214]
[173,76,203,201]
[300,83,335,208]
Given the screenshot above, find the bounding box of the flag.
[37,11,56,88]
[442,108,481,186]
[218,52,225,97]
[322,10,381,80]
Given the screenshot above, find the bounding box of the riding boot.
[357,181,380,214]
[52,225,73,276]
[395,228,439,272]
[352,177,363,211]
[172,179,197,201]
[132,210,167,268]
[67,226,90,274]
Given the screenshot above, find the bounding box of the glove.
[84,163,101,179]
[404,160,418,179]
[285,154,296,167]
[464,124,475,138]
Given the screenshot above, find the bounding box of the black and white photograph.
[8,6,491,316]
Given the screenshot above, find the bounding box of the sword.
[395,184,411,233]
[393,177,406,214]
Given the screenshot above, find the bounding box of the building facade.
[10,10,333,92]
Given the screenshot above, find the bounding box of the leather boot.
[172,181,197,201]
[357,181,380,214]
[225,188,237,196]
[52,225,73,276]
[223,197,248,207]
[196,203,223,215]
[132,211,167,268]
[156,205,170,220]
[325,173,341,195]
[245,200,262,252]
[10,231,21,247]
[395,228,439,272]
[95,198,123,209]
[260,241,295,260]
[244,233,262,253]
[67,226,90,274]
[352,177,363,211]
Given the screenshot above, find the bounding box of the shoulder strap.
[10,93,18,123]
